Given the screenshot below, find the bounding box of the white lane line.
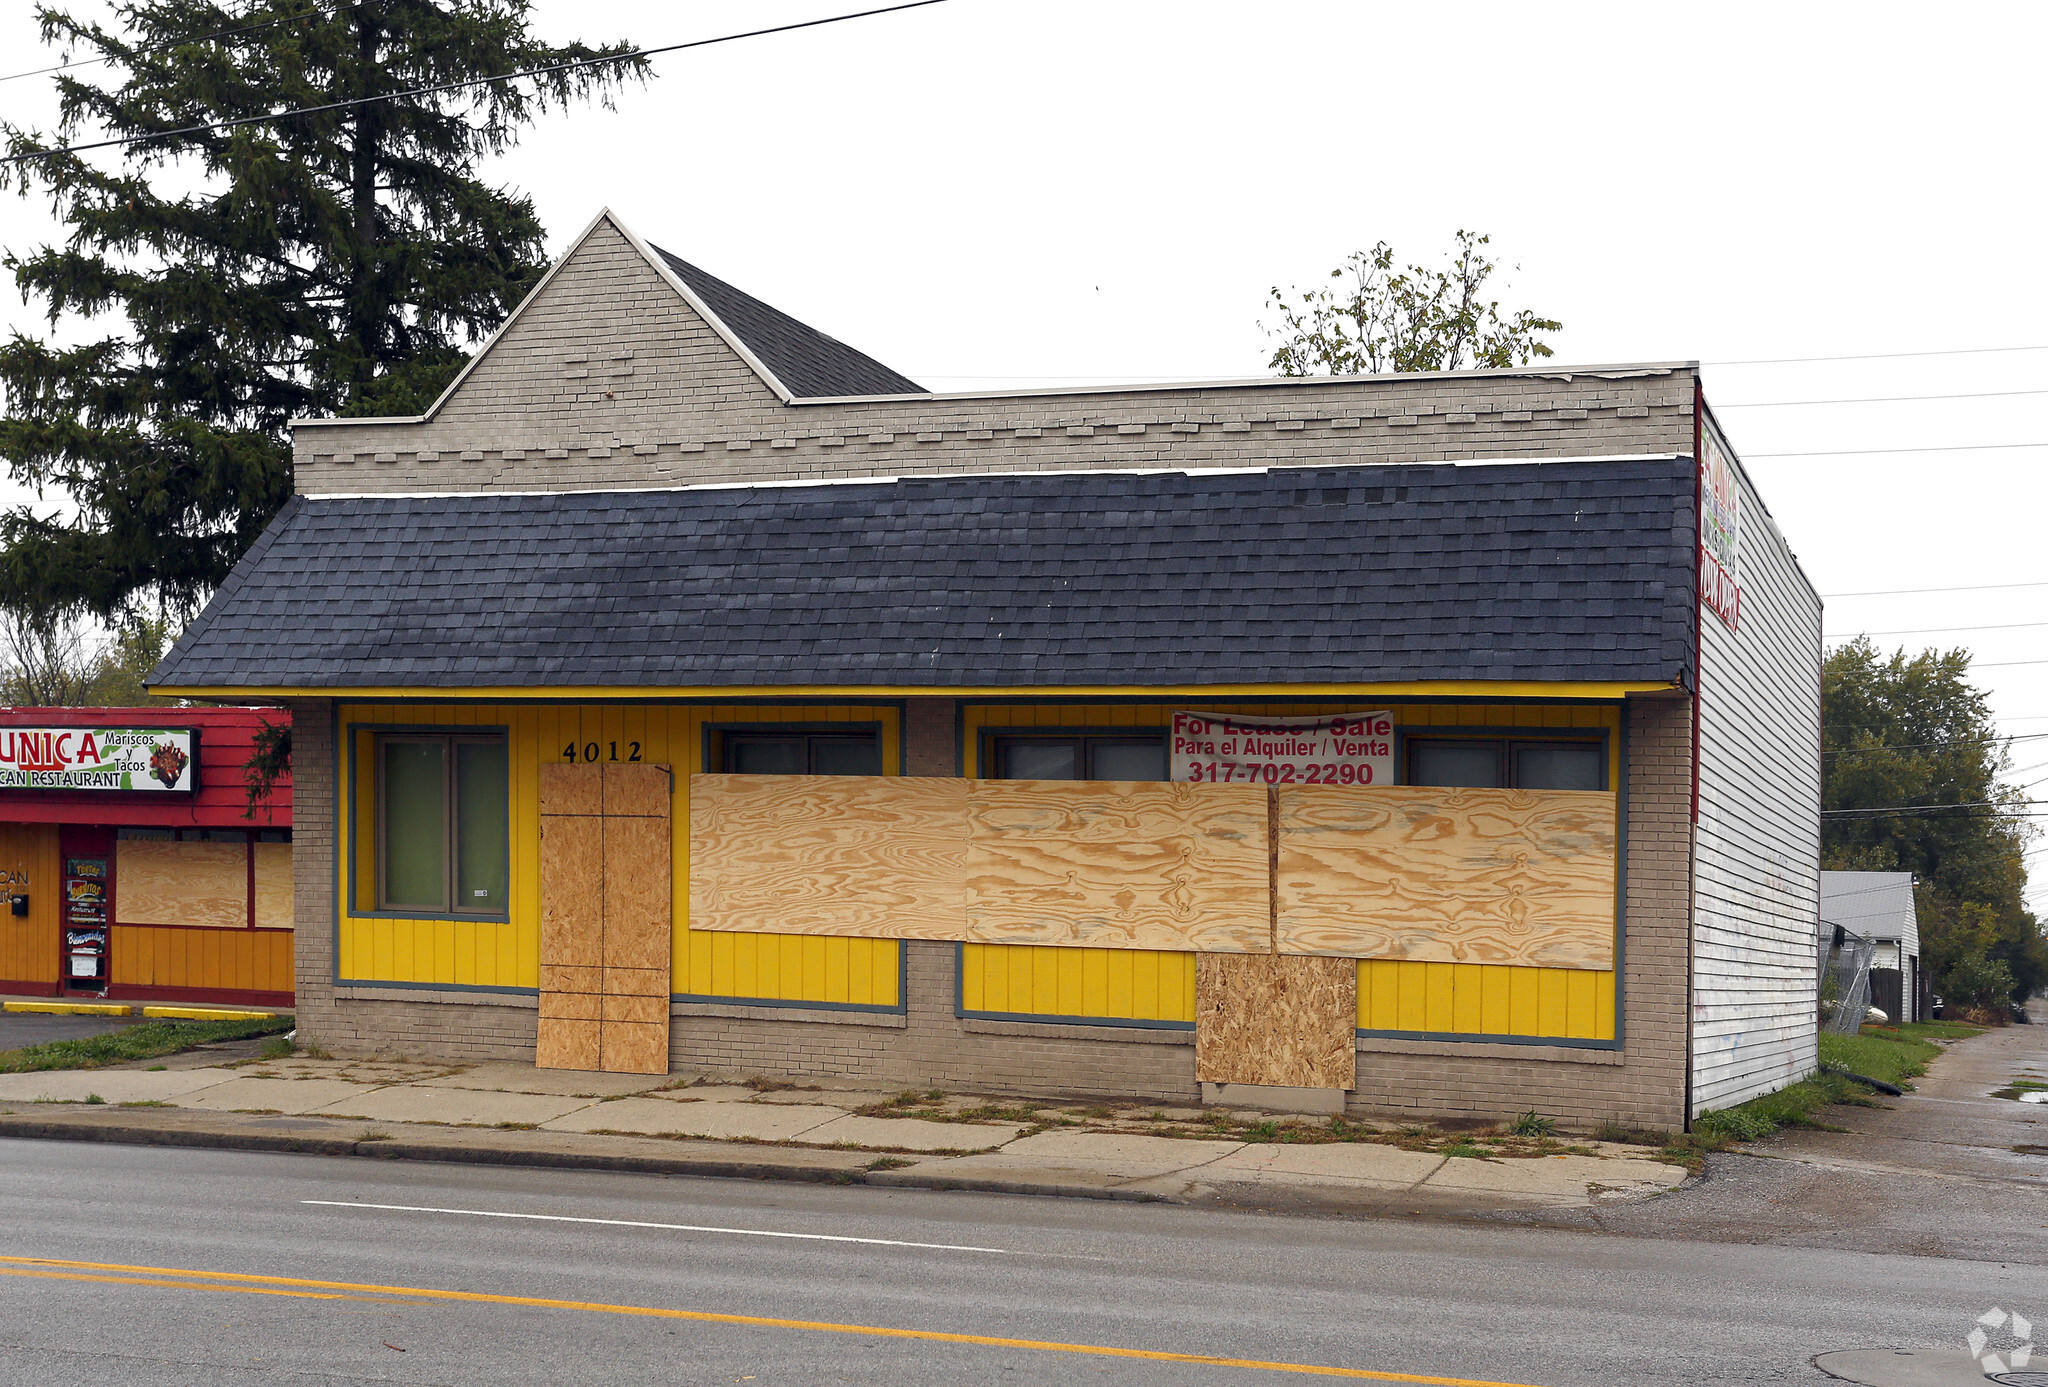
[302,1201,1012,1254]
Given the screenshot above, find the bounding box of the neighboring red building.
[0,707,292,1006]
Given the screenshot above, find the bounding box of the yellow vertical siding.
[960,700,1621,1038]
[958,942,1197,1024]
[337,700,901,1006]
[1354,959,1617,1040]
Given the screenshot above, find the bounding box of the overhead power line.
[0,2,359,85]
[1824,579,2048,598]
[1749,441,2048,459]
[1824,731,2048,757]
[1,0,951,166]
[1827,619,2048,638]
[1821,799,2047,818]
[1717,387,2048,409]
[1703,344,2048,366]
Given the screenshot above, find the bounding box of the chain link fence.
[1819,929,1878,1035]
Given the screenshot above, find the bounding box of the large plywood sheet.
[1276,786,1616,970]
[689,774,968,940]
[536,1017,600,1071]
[603,966,671,998]
[602,992,668,1025]
[115,838,246,929]
[603,762,672,818]
[539,814,602,967]
[602,814,672,971]
[964,781,1270,952]
[539,762,602,817]
[1195,952,1356,1089]
[601,1021,669,1075]
[253,842,293,931]
[540,963,602,994]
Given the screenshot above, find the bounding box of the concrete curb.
[0,1111,1165,1202]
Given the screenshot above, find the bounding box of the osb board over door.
[537,764,603,1071]
[115,839,248,929]
[1276,786,1616,970]
[1195,953,1356,1089]
[689,774,966,940]
[600,763,672,1075]
[964,781,1270,952]
[538,763,674,1075]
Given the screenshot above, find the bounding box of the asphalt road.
[0,1013,142,1050]
[0,1140,2033,1386]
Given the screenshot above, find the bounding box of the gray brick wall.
[291,218,1697,497]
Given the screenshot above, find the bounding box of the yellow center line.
[0,1255,1551,1387]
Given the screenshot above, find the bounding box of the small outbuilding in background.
[1819,870,1921,1024]
[0,706,292,1007]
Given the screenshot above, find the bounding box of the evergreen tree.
[0,1,646,622]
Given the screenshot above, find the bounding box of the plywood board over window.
[1276,785,1616,970]
[688,774,968,941]
[1195,953,1356,1089]
[964,781,1270,952]
[115,839,247,929]
[253,842,294,930]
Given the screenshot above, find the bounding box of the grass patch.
[0,1015,293,1073]
[864,1156,914,1171]
[1671,1025,1964,1170]
[117,1100,171,1109]
[1510,1110,1558,1137]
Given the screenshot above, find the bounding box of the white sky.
[3,1,2046,905]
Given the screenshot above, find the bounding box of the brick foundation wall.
[292,694,1695,1128]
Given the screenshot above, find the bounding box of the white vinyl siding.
[1691,418,1824,1116]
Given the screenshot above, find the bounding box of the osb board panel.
[253,842,293,931]
[539,814,602,967]
[536,1017,600,1071]
[603,814,672,971]
[603,763,673,818]
[602,992,668,1025]
[538,762,602,818]
[603,966,671,998]
[540,963,602,994]
[601,1020,669,1075]
[688,774,968,940]
[1195,952,1356,1089]
[115,839,246,929]
[964,781,1270,952]
[538,991,602,1021]
[1276,786,1617,970]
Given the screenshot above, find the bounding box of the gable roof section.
[152,458,1698,692]
[1819,870,1917,943]
[292,209,923,426]
[650,246,924,399]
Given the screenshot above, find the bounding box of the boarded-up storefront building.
[0,706,292,1005]
[150,211,1821,1126]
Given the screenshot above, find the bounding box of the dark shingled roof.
[651,246,925,399]
[153,459,1698,691]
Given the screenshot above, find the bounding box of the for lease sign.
[0,728,196,792]
[1170,711,1394,786]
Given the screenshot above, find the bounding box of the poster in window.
[1171,711,1394,786]
[1699,429,1742,630]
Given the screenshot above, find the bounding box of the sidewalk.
[0,1051,1690,1216]
[1491,1021,2048,1265]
